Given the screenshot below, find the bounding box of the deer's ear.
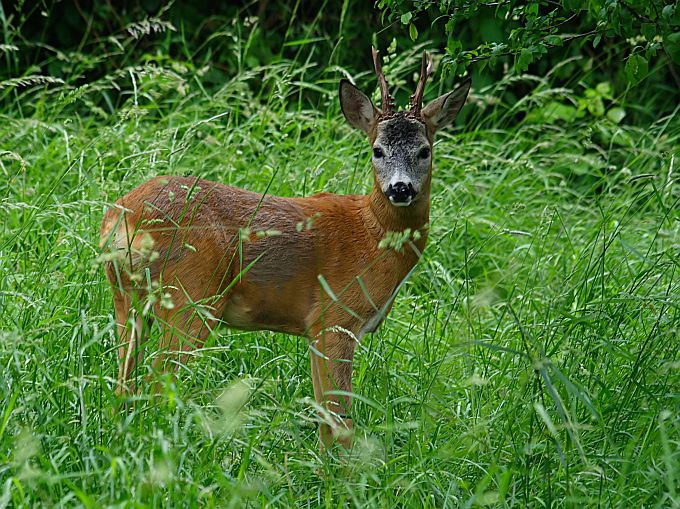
[340,80,380,133]
[422,78,471,132]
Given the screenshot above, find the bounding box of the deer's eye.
[418,147,431,159]
[373,147,384,159]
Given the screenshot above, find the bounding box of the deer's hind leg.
[149,290,225,383]
[113,288,152,396]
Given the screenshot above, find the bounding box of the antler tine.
[372,46,395,113]
[410,51,434,116]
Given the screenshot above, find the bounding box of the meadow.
[1,5,679,508]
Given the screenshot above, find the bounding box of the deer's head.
[340,48,471,207]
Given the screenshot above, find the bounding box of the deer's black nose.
[386,181,416,204]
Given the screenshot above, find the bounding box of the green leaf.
[664,32,680,64]
[625,54,648,86]
[409,23,418,41]
[583,94,605,117]
[444,17,456,37]
[545,35,562,46]
[447,61,458,77]
[662,4,675,22]
[516,48,533,73]
[595,82,612,99]
[648,41,661,58]
[447,38,462,56]
[606,107,626,124]
[400,12,412,25]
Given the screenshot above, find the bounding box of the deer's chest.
[357,262,418,339]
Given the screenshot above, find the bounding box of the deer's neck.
[363,177,430,255]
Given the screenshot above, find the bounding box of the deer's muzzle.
[386,181,416,206]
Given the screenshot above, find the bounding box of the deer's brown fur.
[100,49,471,450]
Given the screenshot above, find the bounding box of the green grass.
[1,32,679,508]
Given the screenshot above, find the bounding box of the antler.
[372,46,395,114]
[410,51,433,116]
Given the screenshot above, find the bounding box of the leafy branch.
[379,0,680,87]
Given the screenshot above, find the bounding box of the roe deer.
[100,48,471,450]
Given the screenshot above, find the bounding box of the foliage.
[0,1,678,507]
[379,0,680,87]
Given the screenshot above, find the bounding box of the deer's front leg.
[309,328,357,451]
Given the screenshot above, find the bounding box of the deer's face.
[371,113,431,206]
[339,50,471,209]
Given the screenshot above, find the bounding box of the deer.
[100,48,471,451]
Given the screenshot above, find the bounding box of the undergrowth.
[0,7,679,509]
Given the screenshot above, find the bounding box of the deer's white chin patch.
[388,196,413,207]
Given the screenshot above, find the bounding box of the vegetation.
[381,0,680,84]
[1,1,678,507]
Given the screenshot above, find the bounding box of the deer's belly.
[222,283,309,336]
